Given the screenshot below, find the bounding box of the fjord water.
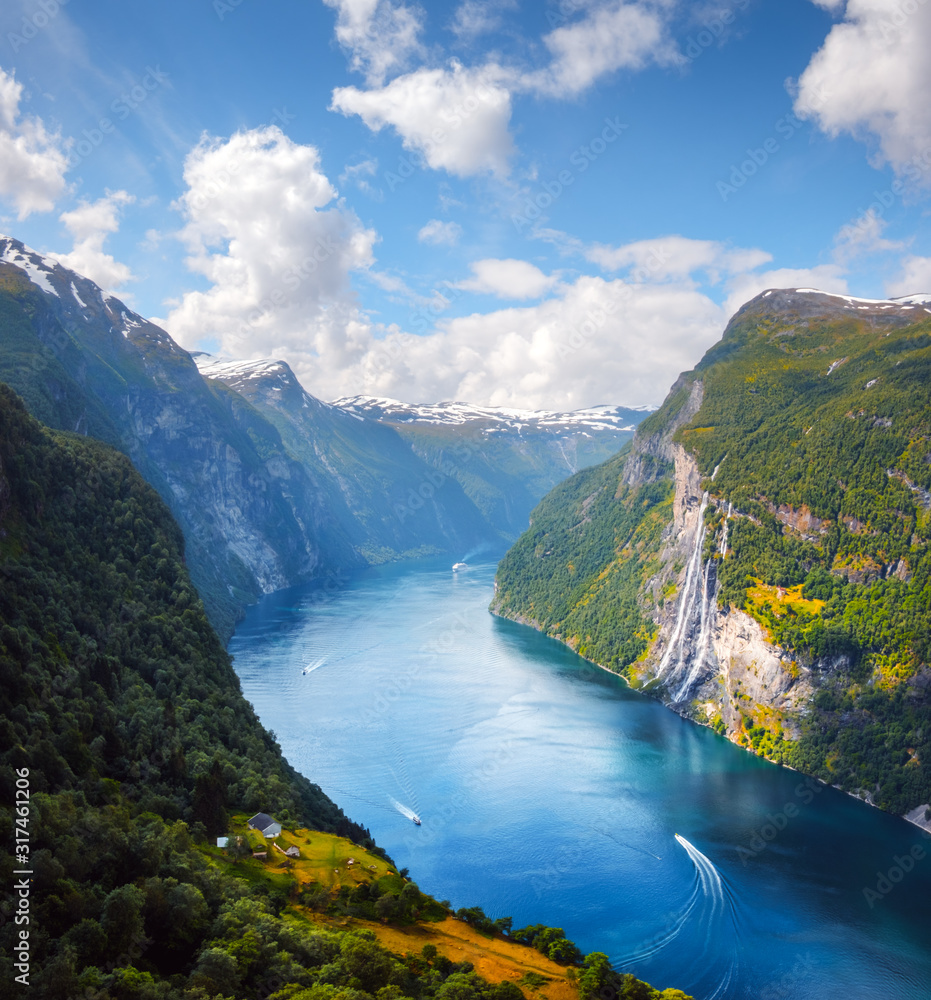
[230,558,931,1000]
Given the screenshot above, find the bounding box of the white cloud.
[454,258,557,299]
[794,0,931,178]
[47,190,136,291]
[154,127,862,412]
[347,276,728,409]
[296,260,859,409]
[161,126,377,364]
[723,264,849,318]
[418,219,462,245]
[886,256,931,298]
[322,0,424,85]
[340,158,380,198]
[331,61,515,178]
[809,0,846,10]
[449,0,517,40]
[0,66,69,219]
[584,235,772,282]
[365,268,448,311]
[528,1,680,97]
[832,209,904,263]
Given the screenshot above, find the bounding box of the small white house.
[216,837,229,849]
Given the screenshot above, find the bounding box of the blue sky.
[1,0,929,408]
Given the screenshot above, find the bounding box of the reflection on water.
[231,557,931,1000]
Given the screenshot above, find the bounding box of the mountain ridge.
[0,235,643,639]
[493,286,931,828]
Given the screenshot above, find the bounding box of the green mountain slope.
[196,359,493,562]
[0,383,365,836]
[0,239,367,641]
[0,384,687,1000]
[0,237,639,640]
[494,289,931,821]
[333,397,649,544]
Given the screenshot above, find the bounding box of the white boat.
[412,815,422,825]
[452,562,468,571]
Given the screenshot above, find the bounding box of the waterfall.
[720,501,732,560]
[658,493,708,689]
[673,557,716,703]
[658,490,726,703]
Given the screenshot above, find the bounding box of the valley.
[2,243,931,998]
[0,237,645,641]
[4,1,931,996]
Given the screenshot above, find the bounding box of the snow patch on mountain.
[790,288,931,310]
[195,355,352,418]
[0,238,60,298]
[331,395,653,433]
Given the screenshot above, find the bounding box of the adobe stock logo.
[862,842,927,908]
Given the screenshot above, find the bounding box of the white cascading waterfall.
[658,492,709,689]
[674,556,717,702]
[658,490,732,703]
[720,501,732,559]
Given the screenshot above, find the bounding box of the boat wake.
[302,657,326,675]
[388,796,422,825]
[593,827,662,862]
[616,834,739,1000]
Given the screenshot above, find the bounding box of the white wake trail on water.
[674,835,739,1000]
[593,827,663,863]
[388,796,421,825]
[616,835,739,998]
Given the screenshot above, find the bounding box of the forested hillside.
[0,385,686,1000]
[0,238,639,643]
[494,290,931,819]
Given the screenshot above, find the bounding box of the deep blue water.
[230,557,931,1000]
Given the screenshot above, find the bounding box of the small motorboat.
[412,815,422,826]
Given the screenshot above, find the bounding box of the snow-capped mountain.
[0,236,650,636]
[754,287,931,321]
[331,395,652,435]
[0,237,182,351]
[195,355,649,544]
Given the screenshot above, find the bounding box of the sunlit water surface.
[230,557,931,1000]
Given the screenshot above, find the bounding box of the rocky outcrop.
[0,239,363,637]
[904,804,931,834]
[622,378,814,743]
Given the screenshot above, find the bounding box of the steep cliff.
[334,396,649,541]
[0,237,361,639]
[197,358,493,560]
[0,237,637,640]
[493,288,931,824]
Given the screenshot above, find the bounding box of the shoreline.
[490,604,931,839]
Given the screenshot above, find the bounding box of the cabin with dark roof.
[247,812,282,838]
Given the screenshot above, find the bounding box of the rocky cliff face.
[627,406,815,740]
[0,238,365,636]
[196,357,493,561]
[0,235,640,640]
[493,286,931,822]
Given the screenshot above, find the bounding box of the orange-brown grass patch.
[347,917,578,1000]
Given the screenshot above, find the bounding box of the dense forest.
[494,298,931,818]
[0,385,686,1000]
